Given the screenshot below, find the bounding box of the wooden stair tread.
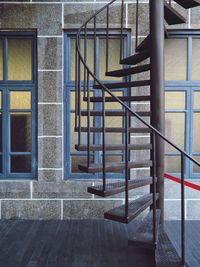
[75,143,152,151]
[164,1,187,25]
[78,160,152,173]
[120,50,150,65]
[93,80,150,90]
[80,110,151,117]
[88,177,156,197]
[104,193,159,224]
[174,0,200,9]
[74,127,151,133]
[83,95,151,102]
[105,64,150,77]
[128,209,161,249]
[136,35,150,53]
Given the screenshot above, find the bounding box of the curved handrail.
[75,0,200,169]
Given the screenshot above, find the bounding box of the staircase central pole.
[150,0,165,224]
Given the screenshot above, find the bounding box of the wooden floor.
[0,219,198,267]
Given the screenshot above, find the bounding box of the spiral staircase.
[74,0,200,266]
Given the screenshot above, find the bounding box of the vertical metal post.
[181,153,185,266]
[152,131,157,244]
[150,0,165,224]
[135,0,139,50]
[102,89,106,191]
[125,110,129,217]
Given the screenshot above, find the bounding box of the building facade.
[0,1,199,220]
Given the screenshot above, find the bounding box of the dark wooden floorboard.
[0,219,198,267]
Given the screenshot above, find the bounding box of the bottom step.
[128,209,161,250]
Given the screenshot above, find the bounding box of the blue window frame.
[165,30,200,179]
[0,31,37,179]
[64,30,131,179]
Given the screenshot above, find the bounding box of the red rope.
[164,173,200,191]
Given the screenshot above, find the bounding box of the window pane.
[0,39,3,80]
[8,39,32,81]
[10,91,31,110]
[71,156,93,173]
[192,39,200,80]
[165,92,185,110]
[193,156,200,173]
[11,155,31,173]
[10,112,32,152]
[165,39,187,81]
[70,39,94,81]
[194,92,200,109]
[165,156,181,173]
[193,113,200,153]
[165,113,185,152]
[99,38,121,80]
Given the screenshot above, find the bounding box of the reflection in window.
[165,39,187,81]
[8,39,32,81]
[165,156,181,173]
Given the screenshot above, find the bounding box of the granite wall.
[0,0,199,220]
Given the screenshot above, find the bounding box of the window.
[165,31,200,179]
[64,31,130,179]
[0,32,37,179]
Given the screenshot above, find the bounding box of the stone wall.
[0,1,199,220]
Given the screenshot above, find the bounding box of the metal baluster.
[120,0,124,61]
[102,89,106,191]
[75,40,78,129]
[94,16,97,84]
[84,25,87,98]
[135,0,139,50]
[87,70,91,168]
[169,0,172,6]
[181,152,185,266]
[77,35,81,145]
[125,110,129,218]
[106,6,109,73]
[152,131,157,244]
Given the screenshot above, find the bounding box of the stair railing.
[75,0,199,265]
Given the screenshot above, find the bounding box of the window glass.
[10,91,31,110]
[165,113,185,152]
[165,39,187,81]
[165,92,185,110]
[192,39,200,80]
[193,156,200,173]
[70,39,94,81]
[10,112,32,152]
[0,39,3,80]
[99,38,121,80]
[193,113,200,153]
[11,155,32,173]
[165,156,181,173]
[194,92,200,109]
[8,38,32,81]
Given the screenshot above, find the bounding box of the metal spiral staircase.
[74,0,200,265]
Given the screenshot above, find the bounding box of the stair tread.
[120,50,150,65]
[83,95,151,102]
[74,127,151,133]
[104,193,159,224]
[93,80,150,89]
[164,1,187,25]
[174,0,200,9]
[106,64,150,78]
[75,143,152,151]
[80,111,151,117]
[136,35,150,53]
[78,160,152,173]
[88,177,156,197]
[128,209,161,249]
